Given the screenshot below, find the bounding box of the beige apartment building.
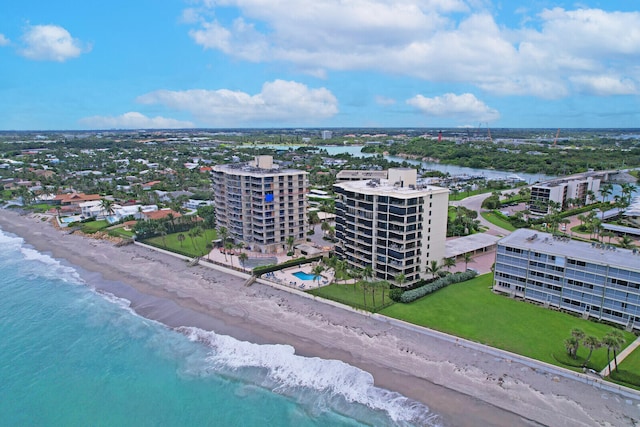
[213,156,308,254]
[333,168,449,287]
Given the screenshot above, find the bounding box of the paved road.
[450,191,513,237]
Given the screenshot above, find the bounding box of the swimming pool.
[292,271,320,281]
[60,215,83,224]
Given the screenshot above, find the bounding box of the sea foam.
[0,228,84,285]
[180,326,442,426]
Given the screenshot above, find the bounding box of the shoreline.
[1,209,638,426]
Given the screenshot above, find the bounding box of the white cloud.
[0,34,10,46]
[406,93,500,122]
[137,80,338,125]
[19,24,90,62]
[570,75,638,96]
[78,112,194,129]
[185,2,640,98]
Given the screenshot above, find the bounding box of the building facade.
[529,176,600,214]
[493,229,640,331]
[213,156,308,253]
[333,168,449,287]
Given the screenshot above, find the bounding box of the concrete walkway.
[600,335,640,377]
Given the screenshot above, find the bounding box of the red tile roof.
[142,209,182,221]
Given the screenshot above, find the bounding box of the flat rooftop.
[334,179,448,198]
[336,170,388,180]
[446,234,501,258]
[213,163,306,176]
[499,229,640,271]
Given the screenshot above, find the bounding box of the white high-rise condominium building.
[321,130,333,140]
[334,168,449,287]
[213,155,308,254]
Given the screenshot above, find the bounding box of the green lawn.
[449,189,487,201]
[612,346,640,390]
[380,274,636,371]
[145,229,218,257]
[108,227,135,238]
[81,220,110,233]
[308,282,393,312]
[481,211,517,231]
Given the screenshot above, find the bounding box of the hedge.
[400,270,477,303]
[252,255,322,276]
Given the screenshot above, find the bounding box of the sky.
[0,1,639,130]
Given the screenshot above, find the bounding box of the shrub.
[389,288,404,302]
[400,270,477,303]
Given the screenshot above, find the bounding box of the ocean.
[0,228,441,427]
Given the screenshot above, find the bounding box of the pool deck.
[266,264,334,290]
[206,247,333,290]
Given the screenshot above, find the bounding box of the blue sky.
[0,1,639,130]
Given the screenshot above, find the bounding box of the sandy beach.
[1,209,638,427]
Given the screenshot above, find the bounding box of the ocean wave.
[179,326,441,426]
[0,228,84,285]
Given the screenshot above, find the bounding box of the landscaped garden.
[380,274,637,378]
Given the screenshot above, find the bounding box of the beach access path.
[1,209,639,427]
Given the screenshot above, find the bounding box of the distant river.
[259,145,556,184]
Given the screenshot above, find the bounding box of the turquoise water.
[0,228,440,426]
[293,271,320,281]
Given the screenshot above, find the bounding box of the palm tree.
[577,214,586,230]
[582,335,600,366]
[601,230,615,244]
[157,223,167,248]
[100,198,115,218]
[187,229,198,254]
[444,257,456,272]
[286,235,296,255]
[378,280,390,305]
[608,330,625,373]
[225,241,235,267]
[238,252,249,271]
[362,265,373,282]
[321,221,331,236]
[308,211,320,225]
[312,264,325,287]
[602,330,625,374]
[564,336,579,359]
[395,273,406,289]
[618,235,635,249]
[369,281,379,307]
[218,226,229,261]
[570,328,585,358]
[620,183,636,205]
[166,213,175,232]
[463,253,473,271]
[599,182,613,206]
[427,260,441,279]
[189,226,204,255]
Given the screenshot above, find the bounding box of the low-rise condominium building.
[493,229,640,331]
